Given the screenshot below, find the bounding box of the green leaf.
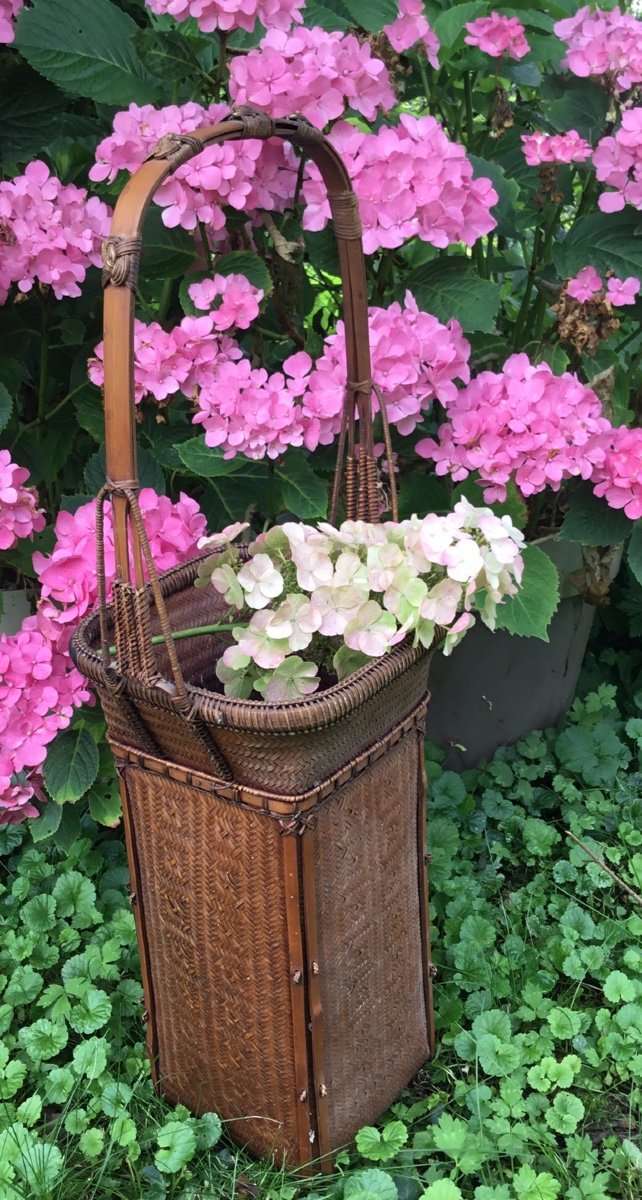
[513,1166,561,1200]
[345,1169,399,1200]
[276,450,327,518]
[43,729,99,805]
[422,1184,464,1200]
[155,1119,198,1174]
[44,1067,75,1105]
[132,27,211,80]
[13,1138,64,1197]
[194,1112,223,1150]
[0,61,67,161]
[553,211,642,281]
[604,970,637,1004]
[304,226,341,278]
[72,1036,108,1080]
[495,545,560,641]
[80,1127,106,1159]
[627,524,642,588]
[101,1080,133,1118]
[74,389,104,443]
[0,384,12,435]
[177,438,247,478]
[29,802,63,844]
[214,251,273,295]
[545,80,610,143]
[19,1018,69,1063]
[5,966,44,1006]
[477,1034,522,1076]
[141,207,197,280]
[356,1121,408,1162]
[15,0,158,105]
[17,1095,43,1128]
[547,1007,582,1039]
[433,2,486,48]
[560,484,634,546]
[88,783,122,827]
[545,1091,585,1134]
[339,0,396,32]
[20,894,57,934]
[53,871,98,928]
[406,260,501,334]
[69,988,112,1034]
[302,0,351,28]
[469,156,520,239]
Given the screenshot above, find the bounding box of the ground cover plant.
[0,605,641,1198]
[3,0,642,827]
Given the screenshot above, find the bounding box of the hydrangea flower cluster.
[464,12,530,60]
[188,273,263,330]
[89,315,241,404]
[302,116,498,254]
[99,294,470,457]
[1,491,207,824]
[0,0,22,43]
[90,102,296,232]
[228,28,395,126]
[554,5,642,93]
[566,267,640,307]
[0,162,111,304]
[144,0,303,33]
[521,130,592,167]
[593,109,642,213]
[200,501,524,701]
[593,426,642,520]
[0,451,46,550]
[416,354,613,503]
[383,0,440,67]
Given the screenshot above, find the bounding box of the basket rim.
[71,552,432,735]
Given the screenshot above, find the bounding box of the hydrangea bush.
[2,0,642,827]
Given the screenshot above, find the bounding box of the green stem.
[38,295,49,426]
[463,72,476,147]
[198,220,213,274]
[108,622,237,656]
[512,227,542,350]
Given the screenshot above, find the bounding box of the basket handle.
[101,106,396,591]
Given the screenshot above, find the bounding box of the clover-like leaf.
[604,971,637,1004]
[356,1121,408,1161]
[68,987,112,1034]
[19,1018,68,1063]
[20,895,57,934]
[4,966,44,1006]
[547,1007,582,1040]
[544,1091,585,1135]
[154,1119,198,1174]
[344,1169,398,1200]
[79,1127,105,1159]
[45,1067,75,1105]
[72,1036,108,1080]
[513,1166,561,1200]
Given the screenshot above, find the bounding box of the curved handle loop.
[101,106,389,589]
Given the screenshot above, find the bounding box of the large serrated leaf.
[336,0,396,30]
[304,226,342,278]
[177,439,247,478]
[495,545,560,641]
[0,384,12,435]
[627,524,642,588]
[214,251,273,294]
[469,155,520,239]
[0,62,67,161]
[433,2,486,49]
[276,450,327,519]
[84,445,166,495]
[140,208,197,280]
[15,0,159,105]
[553,211,642,281]
[406,259,501,333]
[560,483,635,546]
[43,729,100,805]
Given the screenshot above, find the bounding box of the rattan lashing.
[72,107,435,1170]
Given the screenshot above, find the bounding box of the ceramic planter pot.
[425,538,622,770]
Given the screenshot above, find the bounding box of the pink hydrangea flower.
[464,12,530,60]
[302,115,497,254]
[90,101,297,232]
[606,275,641,306]
[0,0,23,43]
[555,5,642,93]
[567,266,603,302]
[188,273,263,330]
[0,451,46,550]
[416,354,613,503]
[0,162,110,304]
[593,108,642,213]
[229,27,395,126]
[145,0,303,34]
[383,0,440,67]
[593,426,642,519]
[521,130,592,167]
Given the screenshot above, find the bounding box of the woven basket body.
[71,109,435,1169]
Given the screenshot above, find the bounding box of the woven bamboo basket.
[72,107,435,1171]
